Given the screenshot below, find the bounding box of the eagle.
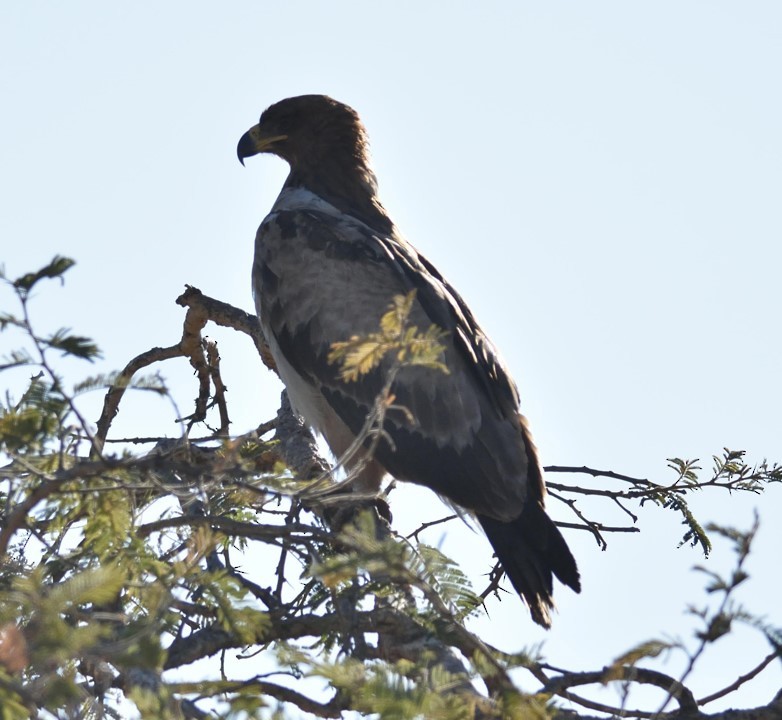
[237,95,580,627]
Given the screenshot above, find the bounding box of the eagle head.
[237,94,368,168]
[237,95,388,232]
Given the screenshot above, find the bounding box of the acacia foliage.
[0,258,780,719]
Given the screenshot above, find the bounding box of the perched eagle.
[238,95,580,627]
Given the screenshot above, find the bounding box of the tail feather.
[478,501,580,628]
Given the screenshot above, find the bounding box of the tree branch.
[697,652,778,706]
[539,665,698,715]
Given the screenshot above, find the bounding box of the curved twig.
[541,665,698,713]
[697,651,778,706]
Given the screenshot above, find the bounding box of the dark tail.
[478,501,581,628]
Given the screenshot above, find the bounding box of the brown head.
[238,95,393,233]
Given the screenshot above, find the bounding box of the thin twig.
[556,521,640,534]
[204,338,230,435]
[697,651,778,705]
[405,514,459,541]
[548,490,606,549]
[545,465,653,486]
[93,344,183,454]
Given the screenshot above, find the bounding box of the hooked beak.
[237,124,288,166]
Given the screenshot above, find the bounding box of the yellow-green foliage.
[328,291,449,382]
[2,258,780,719]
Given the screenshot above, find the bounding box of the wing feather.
[254,207,535,519]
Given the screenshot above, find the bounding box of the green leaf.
[0,406,59,452]
[12,256,75,293]
[73,371,167,395]
[762,625,782,656]
[332,336,391,382]
[380,291,416,336]
[697,612,732,642]
[46,565,126,608]
[0,312,25,331]
[43,328,101,361]
[328,291,448,382]
[229,694,268,716]
[414,544,481,618]
[666,457,701,484]
[609,640,671,673]
[0,348,35,371]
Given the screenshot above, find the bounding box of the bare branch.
[697,652,778,706]
[222,679,346,718]
[545,465,653,486]
[534,663,698,718]
[203,338,231,435]
[548,489,607,549]
[405,513,459,541]
[93,344,183,453]
[175,285,273,372]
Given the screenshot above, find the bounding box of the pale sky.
[2,2,781,713]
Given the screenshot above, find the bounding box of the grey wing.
[253,209,537,520]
